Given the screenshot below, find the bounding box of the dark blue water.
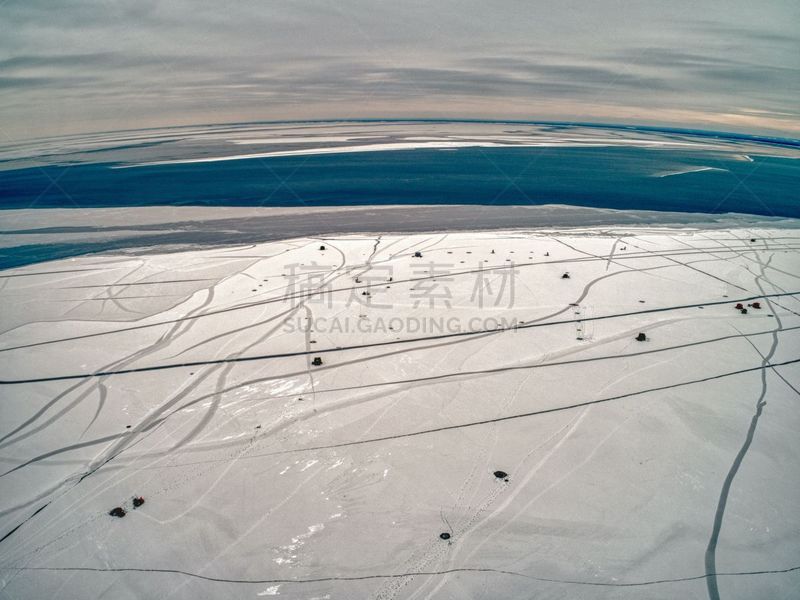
[1,146,797,217]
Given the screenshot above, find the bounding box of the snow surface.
[0,225,799,599]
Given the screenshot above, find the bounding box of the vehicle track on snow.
[3,242,795,353]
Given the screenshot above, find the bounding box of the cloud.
[0,75,98,89]
[0,0,796,140]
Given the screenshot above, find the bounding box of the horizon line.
[7,118,800,150]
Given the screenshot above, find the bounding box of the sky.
[0,0,798,142]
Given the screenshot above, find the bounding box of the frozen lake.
[1,223,798,598]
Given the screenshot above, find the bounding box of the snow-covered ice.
[0,224,798,599]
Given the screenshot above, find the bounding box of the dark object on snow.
[319,245,326,250]
[735,303,744,309]
[414,251,423,258]
[740,308,748,314]
[751,301,761,309]
[491,249,495,254]
[439,532,451,540]
[750,238,756,242]
[133,496,145,508]
[109,507,126,518]
[635,332,647,342]
[493,470,508,479]
[545,252,550,256]
[561,272,570,279]
[312,357,323,366]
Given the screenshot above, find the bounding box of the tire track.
[6,563,798,588]
[3,242,794,353]
[10,324,796,473]
[201,358,800,461]
[3,290,795,385]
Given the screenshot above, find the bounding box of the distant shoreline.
[1,204,796,271]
